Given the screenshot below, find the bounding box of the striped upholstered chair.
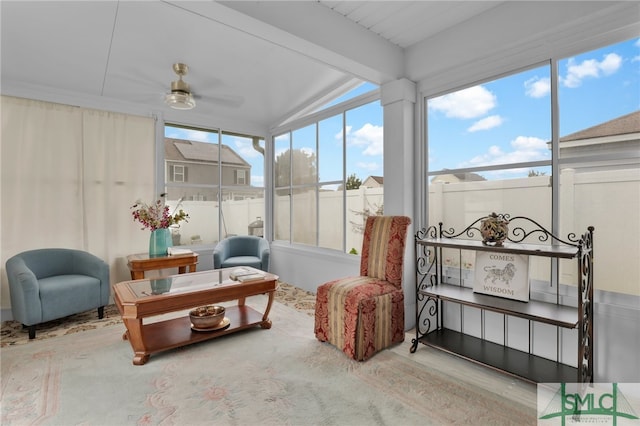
[314,215,411,361]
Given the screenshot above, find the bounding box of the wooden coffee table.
[114,267,278,365]
[126,252,198,280]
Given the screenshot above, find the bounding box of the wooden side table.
[126,252,198,280]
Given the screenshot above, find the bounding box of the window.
[169,164,186,182]
[235,169,246,185]
[164,125,265,245]
[273,90,382,253]
[427,64,553,234]
[425,37,639,298]
[556,38,639,297]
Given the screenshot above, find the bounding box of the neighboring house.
[431,170,486,184]
[165,138,263,201]
[558,110,640,172]
[362,176,383,188]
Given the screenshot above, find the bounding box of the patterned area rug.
[0,282,316,347]
[1,291,536,425]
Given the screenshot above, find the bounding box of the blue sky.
[428,37,639,176]
[167,37,638,185]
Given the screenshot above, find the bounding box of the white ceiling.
[317,1,501,48]
[1,1,502,133]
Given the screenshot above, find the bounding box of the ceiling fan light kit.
[165,91,196,110]
[165,63,196,110]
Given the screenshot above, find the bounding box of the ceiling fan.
[160,62,244,110]
[165,63,196,110]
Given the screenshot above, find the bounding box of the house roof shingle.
[165,138,248,166]
[561,110,640,142]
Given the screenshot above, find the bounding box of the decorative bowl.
[189,305,226,329]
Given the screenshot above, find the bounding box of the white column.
[381,78,417,329]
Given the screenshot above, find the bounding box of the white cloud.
[337,126,350,140]
[356,161,380,172]
[561,53,622,88]
[165,128,215,142]
[182,129,214,142]
[524,76,550,98]
[468,115,503,132]
[600,53,623,74]
[511,135,548,150]
[429,85,497,119]
[488,145,503,157]
[460,136,549,168]
[232,136,262,158]
[346,123,383,156]
[299,147,315,157]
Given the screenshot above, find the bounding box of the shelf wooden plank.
[416,237,578,258]
[418,329,579,384]
[141,305,265,354]
[421,284,579,328]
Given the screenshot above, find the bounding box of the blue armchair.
[5,248,110,339]
[213,236,270,272]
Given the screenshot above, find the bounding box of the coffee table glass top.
[125,269,244,299]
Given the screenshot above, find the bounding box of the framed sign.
[473,251,529,302]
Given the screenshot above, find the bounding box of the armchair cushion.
[5,248,110,338]
[213,236,270,272]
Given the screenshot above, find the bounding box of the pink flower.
[131,197,189,231]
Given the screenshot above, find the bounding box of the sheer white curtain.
[1,97,84,251]
[1,96,155,309]
[81,108,155,281]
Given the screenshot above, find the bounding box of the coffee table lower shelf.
[418,329,578,384]
[123,305,269,365]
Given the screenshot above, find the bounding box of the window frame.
[162,123,266,245]
[270,89,381,252]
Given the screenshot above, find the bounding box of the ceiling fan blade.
[195,93,244,108]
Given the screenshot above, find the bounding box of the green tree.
[346,173,362,190]
[528,169,547,177]
[274,149,317,187]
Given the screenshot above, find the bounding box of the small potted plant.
[131,196,189,256]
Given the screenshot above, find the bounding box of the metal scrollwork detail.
[578,226,594,383]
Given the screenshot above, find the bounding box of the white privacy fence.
[171,167,638,296]
[430,168,638,296]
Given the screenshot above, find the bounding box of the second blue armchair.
[213,236,270,272]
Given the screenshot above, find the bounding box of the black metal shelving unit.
[410,214,594,384]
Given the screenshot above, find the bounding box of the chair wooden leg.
[27,325,35,339]
[98,306,104,319]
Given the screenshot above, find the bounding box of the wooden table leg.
[123,317,150,365]
[178,266,187,274]
[130,271,144,280]
[260,291,274,329]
